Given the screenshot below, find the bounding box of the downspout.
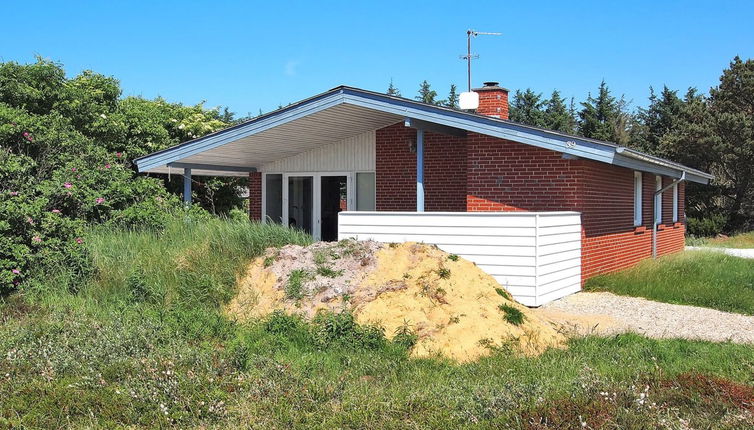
[416,128,425,212]
[653,171,685,259]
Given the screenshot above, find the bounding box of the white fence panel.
[338,211,582,306]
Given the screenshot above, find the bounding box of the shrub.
[498,304,525,326]
[310,310,387,350]
[686,215,727,237]
[393,322,419,351]
[0,58,251,295]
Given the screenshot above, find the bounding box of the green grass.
[78,215,311,309]
[315,265,343,278]
[2,295,753,429]
[498,303,526,326]
[586,251,754,315]
[687,231,754,248]
[286,269,311,299]
[3,217,754,428]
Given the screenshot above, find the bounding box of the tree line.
[389,57,754,234]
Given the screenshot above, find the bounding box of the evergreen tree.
[443,84,460,109]
[578,80,631,144]
[543,90,576,133]
[702,57,754,228]
[386,78,401,97]
[509,89,546,127]
[660,88,716,219]
[631,86,683,154]
[416,80,438,105]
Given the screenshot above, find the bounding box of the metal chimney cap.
[473,81,509,92]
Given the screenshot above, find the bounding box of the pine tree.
[578,80,631,144]
[701,56,754,228]
[509,89,546,127]
[631,86,683,154]
[416,80,438,105]
[543,90,576,133]
[386,79,401,97]
[442,84,460,109]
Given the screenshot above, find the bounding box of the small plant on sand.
[448,254,459,262]
[494,287,511,300]
[437,267,451,279]
[316,265,343,278]
[420,284,448,304]
[448,315,460,325]
[263,254,277,268]
[478,336,517,354]
[402,272,411,279]
[286,269,311,300]
[313,250,329,266]
[498,304,525,326]
[338,239,362,257]
[393,321,419,351]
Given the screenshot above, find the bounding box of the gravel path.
[535,292,754,344]
[685,245,754,259]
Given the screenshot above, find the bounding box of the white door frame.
[270,172,353,241]
[317,172,353,241]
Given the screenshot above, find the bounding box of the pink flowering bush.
[0,58,247,294]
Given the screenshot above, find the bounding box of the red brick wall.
[248,172,262,221]
[373,124,687,281]
[376,122,467,212]
[465,133,580,212]
[577,161,685,280]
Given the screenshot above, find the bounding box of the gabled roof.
[134,86,713,184]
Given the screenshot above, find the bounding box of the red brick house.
[135,83,712,304]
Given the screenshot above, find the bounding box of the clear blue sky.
[3,1,753,116]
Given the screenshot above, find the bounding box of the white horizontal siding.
[338,211,582,306]
[260,130,375,173]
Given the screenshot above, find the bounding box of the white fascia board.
[135,91,347,172]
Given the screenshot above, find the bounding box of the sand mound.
[226,240,566,362]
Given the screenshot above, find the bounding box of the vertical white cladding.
[260,130,375,173]
[337,211,582,307]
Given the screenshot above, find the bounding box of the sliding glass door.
[286,175,313,235]
[264,172,372,240]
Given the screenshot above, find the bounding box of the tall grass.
[83,215,311,308]
[586,251,754,315]
[3,216,754,428]
[687,231,754,248]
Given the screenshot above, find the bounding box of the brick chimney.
[473,81,509,120]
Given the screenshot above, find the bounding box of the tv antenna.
[460,29,501,92]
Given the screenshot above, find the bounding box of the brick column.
[249,172,262,221]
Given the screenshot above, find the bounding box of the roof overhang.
[134,86,713,184]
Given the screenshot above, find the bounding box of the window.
[633,171,643,226]
[672,183,679,223]
[654,175,662,225]
[264,174,283,223]
[355,172,376,211]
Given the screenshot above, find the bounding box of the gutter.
[615,147,714,181]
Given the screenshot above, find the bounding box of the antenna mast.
[461,29,501,91]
